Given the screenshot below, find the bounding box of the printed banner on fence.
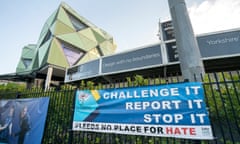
[0,97,49,144]
[72,82,214,140]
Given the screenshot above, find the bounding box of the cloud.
[188,0,240,34]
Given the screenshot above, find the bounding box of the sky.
[1,0,240,74]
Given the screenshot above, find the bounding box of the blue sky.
[1,0,240,74]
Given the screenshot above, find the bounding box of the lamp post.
[168,0,205,82]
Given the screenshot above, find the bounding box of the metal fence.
[0,71,240,144]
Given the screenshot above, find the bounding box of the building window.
[23,58,32,69]
[40,30,52,47]
[66,12,87,31]
[61,42,85,66]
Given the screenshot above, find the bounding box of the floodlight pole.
[168,0,205,82]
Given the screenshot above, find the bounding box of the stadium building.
[1,2,116,88]
[65,20,240,84]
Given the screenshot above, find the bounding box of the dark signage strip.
[65,59,100,83]
[197,30,240,58]
[102,44,162,74]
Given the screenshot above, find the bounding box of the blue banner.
[0,97,49,144]
[73,82,213,139]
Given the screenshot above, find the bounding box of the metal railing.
[0,71,239,143]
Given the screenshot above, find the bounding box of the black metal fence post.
[68,88,77,144]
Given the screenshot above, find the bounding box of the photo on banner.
[0,97,50,144]
[72,82,214,140]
